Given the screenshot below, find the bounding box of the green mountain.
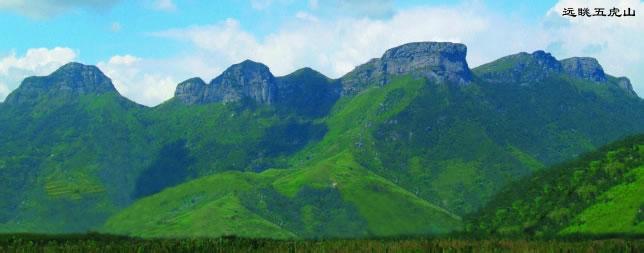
[0,42,643,237]
[0,62,332,233]
[468,134,644,236]
[103,77,464,238]
[0,63,149,232]
[291,45,644,216]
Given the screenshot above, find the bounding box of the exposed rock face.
[340,42,472,96]
[616,77,638,97]
[561,57,607,82]
[476,50,563,84]
[175,60,277,105]
[175,61,343,109]
[5,62,117,104]
[174,78,207,105]
[210,60,277,104]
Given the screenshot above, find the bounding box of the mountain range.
[0,41,642,238]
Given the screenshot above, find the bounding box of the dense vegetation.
[0,233,641,253]
[469,134,644,236]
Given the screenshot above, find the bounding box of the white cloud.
[154,19,260,64]
[97,55,178,106]
[153,2,540,79]
[543,0,644,96]
[0,0,119,18]
[153,0,175,11]
[0,47,77,101]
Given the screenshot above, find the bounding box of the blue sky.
[0,0,556,63]
[0,0,642,106]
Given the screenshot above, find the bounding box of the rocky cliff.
[561,57,607,83]
[340,42,472,96]
[175,60,277,105]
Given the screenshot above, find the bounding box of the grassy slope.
[0,93,149,233]
[468,135,644,236]
[561,165,644,234]
[274,152,461,236]
[103,171,295,238]
[103,152,462,238]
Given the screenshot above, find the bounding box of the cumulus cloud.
[0,47,77,101]
[0,0,120,18]
[153,2,540,79]
[97,55,178,106]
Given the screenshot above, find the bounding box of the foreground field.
[0,234,642,253]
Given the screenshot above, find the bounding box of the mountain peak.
[211,59,276,104]
[529,50,562,70]
[174,60,277,105]
[475,50,563,84]
[174,77,207,104]
[560,57,607,82]
[4,62,117,105]
[341,41,472,95]
[218,59,273,82]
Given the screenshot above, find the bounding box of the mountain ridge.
[0,41,643,236]
[3,42,640,106]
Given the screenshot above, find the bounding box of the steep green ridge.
[104,151,462,238]
[468,135,644,236]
